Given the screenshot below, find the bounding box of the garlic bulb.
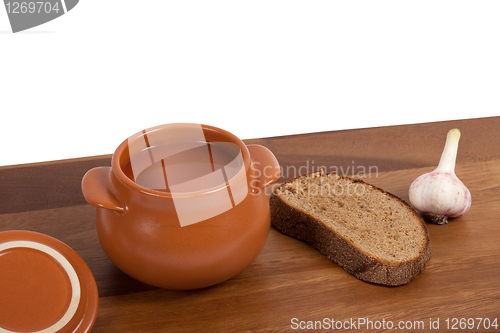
[409,129,471,224]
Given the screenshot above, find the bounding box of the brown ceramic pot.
[82,123,280,290]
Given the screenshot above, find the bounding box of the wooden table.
[1,117,499,332]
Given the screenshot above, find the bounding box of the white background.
[1,1,499,167]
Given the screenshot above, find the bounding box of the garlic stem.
[435,128,461,173]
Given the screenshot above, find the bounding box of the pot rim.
[111,123,252,199]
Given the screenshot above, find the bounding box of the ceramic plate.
[0,230,98,333]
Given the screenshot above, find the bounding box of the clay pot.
[82,123,280,290]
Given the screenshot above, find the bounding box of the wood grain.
[0,155,112,214]
[1,117,499,332]
[1,116,500,214]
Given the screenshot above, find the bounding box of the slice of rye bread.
[270,170,431,286]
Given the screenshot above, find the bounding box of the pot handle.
[247,144,281,193]
[81,167,126,212]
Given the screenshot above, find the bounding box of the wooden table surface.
[1,117,499,332]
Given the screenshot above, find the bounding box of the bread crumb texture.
[274,171,428,266]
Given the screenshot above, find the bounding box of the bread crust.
[270,172,431,286]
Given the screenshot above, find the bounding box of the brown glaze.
[0,230,99,333]
[81,124,281,290]
[0,247,71,330]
